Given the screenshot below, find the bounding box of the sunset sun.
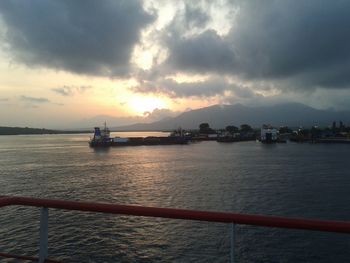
[128,96,167,115]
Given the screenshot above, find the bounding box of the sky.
[1,0,350,128]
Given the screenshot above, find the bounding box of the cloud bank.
[0,0,155,76]
[159,0,350,92]
[1,0,350,110]
[128,0,350,110]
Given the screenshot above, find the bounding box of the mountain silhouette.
[112,103,350,131]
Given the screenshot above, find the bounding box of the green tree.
[226,125,239,134]
[240,124,252,133]
[199,123,214,134]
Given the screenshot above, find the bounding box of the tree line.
[198,123,254,134]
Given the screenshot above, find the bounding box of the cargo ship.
[89,123,189,147]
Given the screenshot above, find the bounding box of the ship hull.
[89,137,189,147]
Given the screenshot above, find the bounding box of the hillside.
[113,103,350,131]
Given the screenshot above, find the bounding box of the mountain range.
[112,103,350,131]
[67,108,179,130]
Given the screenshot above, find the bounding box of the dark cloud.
[0,98,9,102]
[160,0,350,90]
[231,0,350,87]
[52,85,92,96]
[183,5,210,29]
[133,77,256,99]
[159,2,210,33]
[163,30,236,74]
[133,78,226,98]
[0,0,155,76]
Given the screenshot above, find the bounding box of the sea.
[1,132,350,262]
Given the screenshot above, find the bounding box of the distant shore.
[0,126,92,135]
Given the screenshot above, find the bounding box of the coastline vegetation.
[2,120,350,141]
[0,126,91,135]
[173,121,350,143]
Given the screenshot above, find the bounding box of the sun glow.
[128,96,167,115]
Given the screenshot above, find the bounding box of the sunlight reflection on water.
[1,133,350,262]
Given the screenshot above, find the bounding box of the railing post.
[38,207,49,263]
[230,223,235,263]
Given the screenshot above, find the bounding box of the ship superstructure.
[260,124,278,143]
[90,122,112,147]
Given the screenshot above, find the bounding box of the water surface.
[1,133,350,262]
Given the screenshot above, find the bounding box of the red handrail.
[1,195,350,234]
